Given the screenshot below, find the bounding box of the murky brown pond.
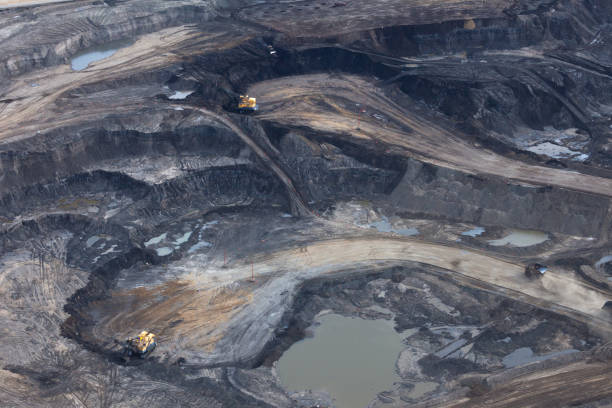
[488,229,549,247]
[276,313,405,408]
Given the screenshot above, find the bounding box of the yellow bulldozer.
[123,331,156,359]
[237,95,258,113]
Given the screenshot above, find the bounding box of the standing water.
[502,347,578,368]
[369,215,419,236]
[488,229,548,247]
[71,39,133,71]
[277,314,405,408]
[461,227,485,237]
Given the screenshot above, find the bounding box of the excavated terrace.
[1,0,612,407]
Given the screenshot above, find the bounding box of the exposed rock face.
[391,159,609,236]
[0,109,245,190]
[1,0,612,407]
[274,131,401,202]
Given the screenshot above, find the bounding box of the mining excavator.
[237,95,258,113]
[123,331,156,359]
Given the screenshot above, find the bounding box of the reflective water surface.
[71,39,132,70]
[488,229,548,247]
[277,314,405,408]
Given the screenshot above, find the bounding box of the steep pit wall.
[391,158,610,237]
[0,164,290,222]
[0,110,247,191]
[357,0,612,56]
[268,0,612,54]
[258,265,601,405]
[260,120,610,238]
[213,39,611,171]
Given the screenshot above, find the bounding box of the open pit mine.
[1,0,612,407]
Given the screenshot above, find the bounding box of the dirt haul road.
[82,225,612,367]
[0,24,254,143]
[84,233,612,367]
[221,237,609,318]
[181,106,311,216]
[250,74,612,198]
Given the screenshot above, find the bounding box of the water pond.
[461,227,485,237]
[370,216,419,236]
[502,347,578,368]
[488,229,548,247]
[277,314,405,408]
[71,39,133,71]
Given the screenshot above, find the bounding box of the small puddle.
[502,347,578,368]
[461,227,485,237]
[187,240,212,254]
[595,255,612,269]
[277,314,404,408]
[156,247,173,257]
[526,142,588,162]
[370,216,418,236]
[168,90,193,100]
[395,227,419,236]
[173,231,192,245]
[145,232,167,247]
[86,235,100,247]
[71,39,133,71]
[488,229,548,247]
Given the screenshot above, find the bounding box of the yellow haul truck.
[123,331,156,359]
[237,95,258,113]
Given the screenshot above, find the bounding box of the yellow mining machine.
[123,331,156,358]
[237,95,258,113]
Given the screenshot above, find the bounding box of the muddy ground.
[1,0,612,407]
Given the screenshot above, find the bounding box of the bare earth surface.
[1,0,612,407]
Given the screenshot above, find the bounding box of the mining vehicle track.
[2,0,612,406]
[179,105,310,217]
[250,73,612,197]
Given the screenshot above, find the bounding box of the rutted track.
[180,106,311,216]
[1,0,612,406]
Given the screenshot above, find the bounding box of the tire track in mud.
[178,106,311,217]
[0,25,246,143]
[250,73,612,198]
[121,225,609,369]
